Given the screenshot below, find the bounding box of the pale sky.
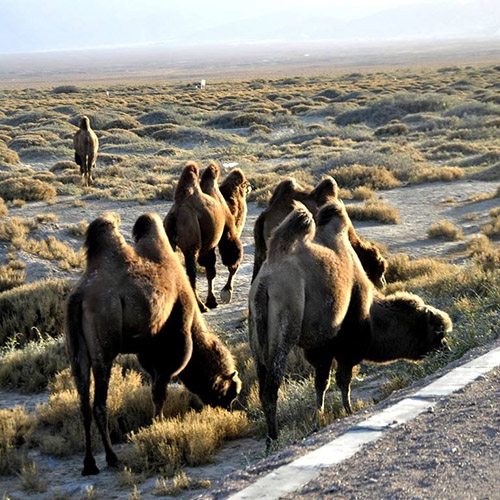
[1,0,497,54]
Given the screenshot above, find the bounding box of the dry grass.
[19,461,47,493]
[67,220,89,237]
[483,207,500,237]
[35,212,59,224]
[0,198,7,218]
[0,177,56,202]
[427,220,463,240]
[346,200,400,224]
[154,471,211,496]
[329,165,401,190]
[0,407,36,475]
[0,260,26,292]
[0,216,33,242]
[0,278,72,346]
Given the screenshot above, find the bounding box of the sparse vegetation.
[427,220,463,240]
[347,200,400,224]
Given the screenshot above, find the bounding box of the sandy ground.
[0,178,498,499]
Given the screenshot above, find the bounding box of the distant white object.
[200,79,206,90]
[106,90,110,96]
[222,162,239,170]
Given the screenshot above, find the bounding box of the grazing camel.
[252,177,387,288]
[73,115,99,186]
[249,201,451,443]
[332,290,452,414]
[165,162,243,311]
[66,212,241,476]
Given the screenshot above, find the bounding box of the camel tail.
[268,203,314,261]
[164,212,178,251]
[252,212,267,283]
[65,291,89,379]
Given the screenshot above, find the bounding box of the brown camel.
[219,167,251,237]
[252,176,387,288]
[66,212,241,476]
[73,115,99,186]
[165,162,243,311]
[249,201,451,444]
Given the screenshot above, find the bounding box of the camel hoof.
[82,459,100,476]
[198,301,209,313]
[205,296,218,309]
[106,452,119,468]
[220,288,232,304]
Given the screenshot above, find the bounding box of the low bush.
[427,220,463,240]
[483,207,500,237]
[0,197,7,218]
[0,177,56,202]
[328,165,401,190]
[346,200,400,224]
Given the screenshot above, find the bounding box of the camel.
[249,201,451,444]
[73,115,99,186]
[164,162,243,311]
[219,167,251,238]
[252,177,387,288]
[66,212,241,476]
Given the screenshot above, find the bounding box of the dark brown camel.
[73,115,99,186]
[165,162,243,311]
[66,212,241,475]
[252,177,387,288]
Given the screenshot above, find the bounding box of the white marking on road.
[227,346,500,500]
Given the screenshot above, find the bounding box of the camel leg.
[72,343,99,476]
[218,228,242,304]
[198,249,218,309]
[185,250,208,313]
[304,347,336,412]
[261,351,287,449]
[152,373,170,419]
[92,361,118,468]
[336,361,354,414]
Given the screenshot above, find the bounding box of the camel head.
[419,305,452,356]
[79,115,91,130]
[204,371,242,409]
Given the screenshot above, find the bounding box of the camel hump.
[219,168,247,197]
[311,176,338,205]
[133,213,173,262]
[84,212,122,259]
[316,200,348,229]
[79,115,91,130]
[200,161,222,194]
[174,162,200,202]
[132,213,165,243]
[268,201,314,260]
[268,178,302,206]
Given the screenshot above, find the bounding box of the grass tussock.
[154,471,211,496]
[0,198,7,218]
[0,260,26,292]
[329,165,401,190]
[0,177,56,202]
[347,200,400,224]
[483,207,500,237]
[0,278,72,346]
[0,216,33,242]
[427,220,463,240]
[126,406,251,473]
[0,406,36,475]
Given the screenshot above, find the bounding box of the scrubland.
[0,63,499,498]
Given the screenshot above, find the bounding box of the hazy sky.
[1,0,497,53]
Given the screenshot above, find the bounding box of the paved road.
[204,341,500,500]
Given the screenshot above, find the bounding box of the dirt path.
[0,178,498,499]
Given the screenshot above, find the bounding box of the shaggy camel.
[249,201,451,443]
[252,177,388,288]
[66,212,241,475]
[73,115,99,186]
[219,167,251,237]
[165,162,243,311]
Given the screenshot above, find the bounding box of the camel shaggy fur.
[249,201,451,443]
[73,115,99,186]
[165,162,243,311]
[66,212,241,475]
[219,167,250,237]
[252,177,387,288]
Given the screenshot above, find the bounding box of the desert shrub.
[457,151,500,168]
[346,200,400,224]
[35,213,59,224]
[154,471,210,495]
[52,85,81,94]
[103,116,141,130]
[8,134,49,151]
[0,261,26,292]
[0,177,56,201]
[483,207,500,237]
[385,253,454,285]
[0,198,7,218]
[67,220,89,237]
[466,235,500,271]
[329,165,401,190]
[0,336,67,392]
[19,461,47,492]
[0,143,19,165]
[427,220,463,240]
[0,406,36,475]
[444,102,500,118]
[126,406,251,472]
[50,160,77,173]
[138,110,181,125]
[206,112,273,128]
[0,216,33,241]
[0,278,72,346]
[374,121,409,136]
[407,166,465,183]
[352,186,375,200]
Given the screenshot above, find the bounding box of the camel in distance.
[73,115,99,186]
[66,212,241,475]
[164,162,245,311]
[249,201,451,444]
[252,176,388,288]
